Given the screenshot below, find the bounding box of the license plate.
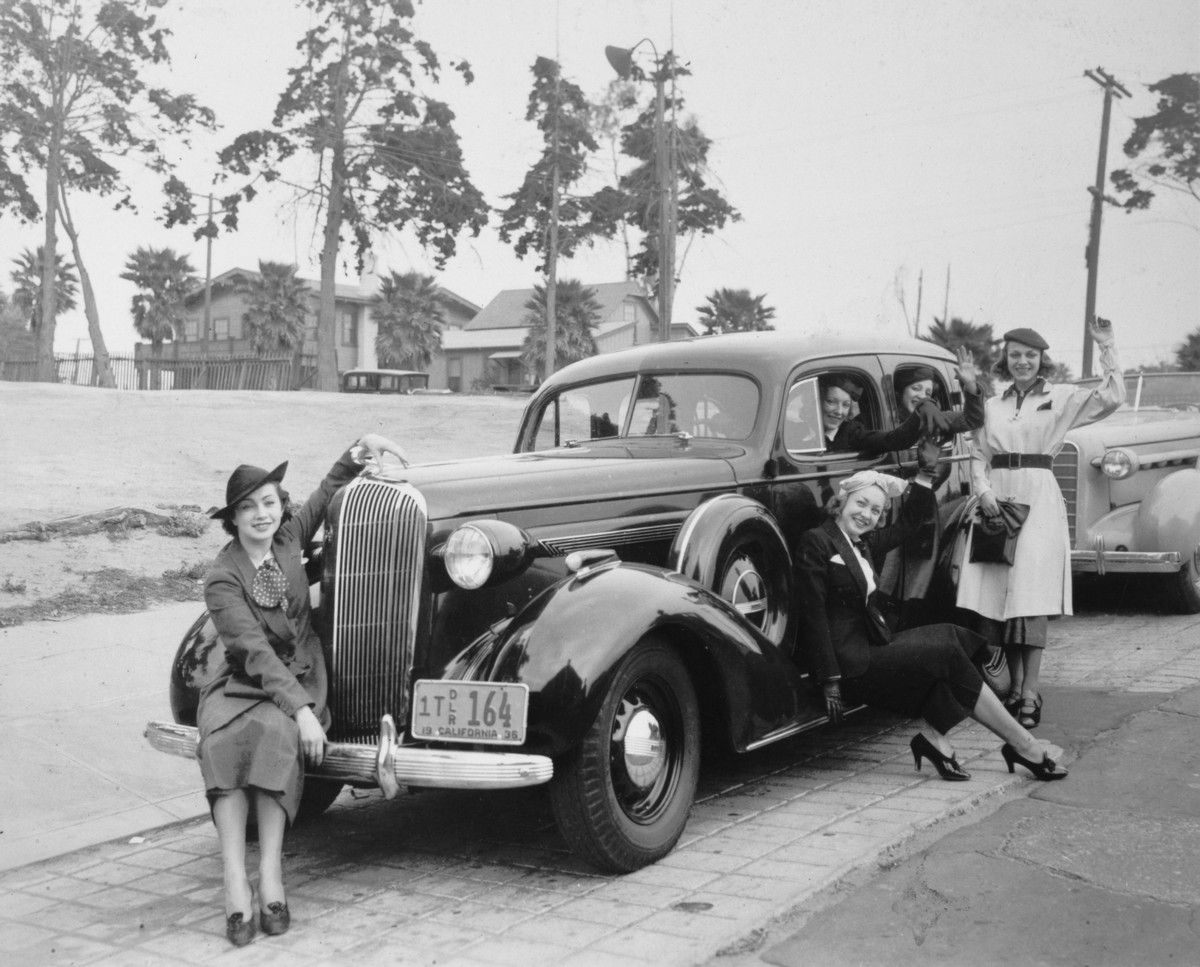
[411,680,529,746]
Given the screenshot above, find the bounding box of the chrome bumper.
[144,718,553,791]
[1071,544,1182,576]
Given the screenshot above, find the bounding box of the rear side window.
[531,377,635,450]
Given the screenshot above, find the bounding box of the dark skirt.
[198,700,304,824]
[841,622,987,734]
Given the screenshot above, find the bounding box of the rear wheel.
[550,639,700,873]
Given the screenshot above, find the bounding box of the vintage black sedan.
[147,332,976,872]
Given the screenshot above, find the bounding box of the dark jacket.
[826,409,923,455]
[197,448,362,739]
[793,483,935,683]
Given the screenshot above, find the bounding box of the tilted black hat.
[1002,328,1050,351]
[819,373,863,401]
[210,462,288,519]
[894,365,937,396]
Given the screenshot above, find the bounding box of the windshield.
[529,373,760,449]
[1075,373,1200,411]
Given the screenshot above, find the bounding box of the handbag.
[969,500,1030,566]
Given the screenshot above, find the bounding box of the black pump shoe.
[910,733,970,781]
[225,911,256,947]
[260,900,290,936]
[1001,743,1067,780]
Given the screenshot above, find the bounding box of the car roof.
[541,330,957,388]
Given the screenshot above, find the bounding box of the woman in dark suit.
[793,469,1066,784]
[200,432,406,946]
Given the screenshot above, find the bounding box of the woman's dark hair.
[819,373,862,401]
[219,484,293,537]
[994,346,1055,382]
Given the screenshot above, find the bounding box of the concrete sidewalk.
[0,603,208,872]
[0,604,1196,965]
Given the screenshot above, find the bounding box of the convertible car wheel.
[549,639,700,873]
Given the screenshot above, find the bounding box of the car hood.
[368,442,745,521]
[1067,409,1200,450]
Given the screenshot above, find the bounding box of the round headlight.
[1100,448,1137,480]
[443,524,494,589]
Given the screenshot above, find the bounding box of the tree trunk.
[316,145,345,393]
[151,339,163,391]
[37,118,63,383]
[290,345,304,391]
[58,191,116,388]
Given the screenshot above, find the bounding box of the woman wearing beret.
[878,349,985,626]
[956,319,1124,728]
[794,469,1065,783]
[200,433,407,946]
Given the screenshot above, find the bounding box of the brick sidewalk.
[3,610,1197,967]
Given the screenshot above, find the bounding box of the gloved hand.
[822,681,844,724]
[911,397,954,439]
[917,437,942,475]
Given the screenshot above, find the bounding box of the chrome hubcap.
[614,701,666,791]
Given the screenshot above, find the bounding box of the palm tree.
[922,317,999,382]
[373,272,446,371]
[120,247,196,390]
[521,280,601,379]
[10,247,78,329]
[238,261,313,389]
[696,288,776,334]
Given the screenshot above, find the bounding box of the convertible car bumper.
[1071,543,1182,576]
[144,720,554,791]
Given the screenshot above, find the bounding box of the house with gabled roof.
[439,280,700,393]
[140,267,479,386]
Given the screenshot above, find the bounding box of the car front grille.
[327,479,426,742]
[1053,444,1079,545]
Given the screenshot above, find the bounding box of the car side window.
[784,377,823,454]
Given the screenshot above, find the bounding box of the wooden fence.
[0,353,316,392]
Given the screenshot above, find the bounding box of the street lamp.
[606,41,673,342]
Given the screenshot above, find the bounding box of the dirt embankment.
[0,383,525,625]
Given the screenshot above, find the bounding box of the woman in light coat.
[956,319,1124,728]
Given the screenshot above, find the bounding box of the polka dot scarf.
[251,556,289,609]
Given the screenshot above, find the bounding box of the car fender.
[669,493,796,653]
[1132,465,1200,563]
[476,561,812,758]
[1077,503,1138,552]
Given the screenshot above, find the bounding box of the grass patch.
[0,560,211,628]
[3,575,28,594]
[158,511,211,538]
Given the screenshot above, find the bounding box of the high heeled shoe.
[259,899,290,936]
[1001,743,1067,780]
[910,733,971,781]
[1017,694,1043,729]
[225,910,256,947]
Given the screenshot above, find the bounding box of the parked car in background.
[145,332,995,872]
[340,368,430,394]
[1057,372,1200,612]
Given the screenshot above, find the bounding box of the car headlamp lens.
[444,525,494,589]
[1100,449,1136,479]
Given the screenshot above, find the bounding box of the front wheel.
[549,639,700,873]
[1166,552,1200,614]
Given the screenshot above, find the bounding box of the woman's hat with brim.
[209,461,288,519]
[1002,327,1050,351]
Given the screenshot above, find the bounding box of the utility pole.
[1082,67,1130,377]
[545,67,560,381]
[914,269,923,338]
[654,58,672,342]
[942,264,950,326]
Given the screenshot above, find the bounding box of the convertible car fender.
[481,560,813,758]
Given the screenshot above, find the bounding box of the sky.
[2,0,1198,374]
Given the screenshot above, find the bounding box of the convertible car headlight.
[1099,448,1138,479]
[442,520,536,590]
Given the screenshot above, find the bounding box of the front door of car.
[767,356,901,551]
